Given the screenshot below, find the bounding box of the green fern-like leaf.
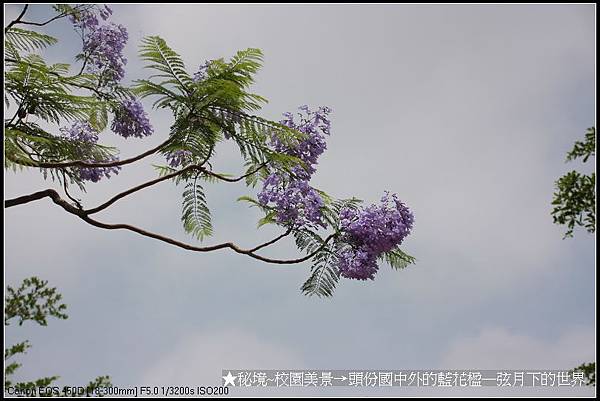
[380,247,416,270]
[301,250,339,297]
[181,174,213,240]
[5,28,57,54]
[139,36,192,94]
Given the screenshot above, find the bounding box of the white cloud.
[440,326,596,370]
[139,328,304,387]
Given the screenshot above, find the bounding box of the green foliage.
[5,341,32,360]
[320,196,363,232]
[181,173,213,240]
[573,362,596,386]
[553,128,596,384]
[301,248,340,298]
[551,127,596,238]
[4,276,112,394]
[138,35,192,100]
[5,55,99,124]
[6,375,60,393]
[5,27,57,60]
[552,171,596,238]
[294,229,340,297]
[5,276,68,326]
[380,247,417,271]
[4,21,127,190]
[566,127,596,163]
[133,36,313,240]
[81,375,113,396]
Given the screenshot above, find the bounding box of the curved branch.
[203,162,268,183]
[85,164,201,215]
[85,162,268,215]
[6,5,92,29]
[6,160,268,215]
[5,5,29,31]
[5,189,57,208]
[4,189,335,265]
[7,137,174,169]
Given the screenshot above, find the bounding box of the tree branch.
[6,5,92,29]
[4,5,29,31]
[203,162,268,182]
[84,164,202,215]
[6,137,174,169]
[4,189,334,265]
[85,162,268,215]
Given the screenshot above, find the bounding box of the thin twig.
[84,163,268,215]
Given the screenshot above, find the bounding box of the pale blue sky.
[4,3,596,396]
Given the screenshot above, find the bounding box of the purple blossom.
[193,61,211,82]
[336,192,414,280]
[258,175,325,228]
[70,5,128,84]
[69,9,99,30]
[271,105,332,180]
[257,106,332,228]
[77,158,120,183]
[111,98,154,138]
[60,120,98,143]
[337,247,379,281]
[60,121,121,182]
[69,5,113,30]
[166,149,193,168]
[83,23,128,82]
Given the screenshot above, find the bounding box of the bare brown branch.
[4,189,334,265]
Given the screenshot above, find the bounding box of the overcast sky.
[4,3,596,396]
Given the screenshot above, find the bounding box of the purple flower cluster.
[69,5,112,30]
[166,149,193,168]
[111,98,154,138]
[84,23,128,82]
[60,121,120,182]
[60,120,98,143]
[273,105,332,179]
[258,174,325,228]
[257,106,332,228]
[78,160,120,183]
[337,193,414,280]
[192,61,211,83]
[70,6,152,140]
[70,5,128,83]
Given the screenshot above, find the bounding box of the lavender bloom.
[257,106,332,228]
[258,175,325,228]
[69,9,99,30]
[69,5,113,29]
[78,157,120,183]
[271,105,332,179]
[83,23,128,82]
[69,5,127,84]
[166,149,193,168]
[60,120,99,143]
[193,60,211,82]
[60,121,121,182]
[111,98,154,138]
[337,247,379,281]
[336,193,414,280]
